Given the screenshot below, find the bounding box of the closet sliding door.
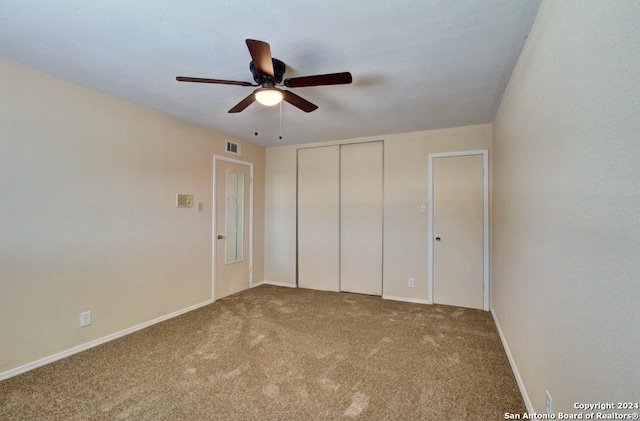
[297,146,340,292]
[297,141,383,295]
[340,141,383,295]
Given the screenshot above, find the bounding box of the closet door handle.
[217,234,225,240]
[435,237,441,241]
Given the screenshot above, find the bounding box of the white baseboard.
[490,307,533,413]
[251,281,265,288]
[382,295,430,305]
[0,298,214,381]
[262,281,297,288]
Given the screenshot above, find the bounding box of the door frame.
[212,154,254,301]
[427,149,489,310]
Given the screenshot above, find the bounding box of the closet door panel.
[340,141,383,295]
[297,146,340,292]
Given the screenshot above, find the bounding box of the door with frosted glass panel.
[215,160,251,299]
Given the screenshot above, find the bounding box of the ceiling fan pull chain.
[279,101,283,141]
[254,109,259,137]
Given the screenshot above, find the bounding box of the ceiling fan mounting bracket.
[250,58,286,84]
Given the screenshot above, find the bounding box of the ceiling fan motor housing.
[250,58,286,84]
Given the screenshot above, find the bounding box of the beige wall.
[0,59,265,376]
[492,0,640,414]
[263,146,297,286]
[264,124,491,302]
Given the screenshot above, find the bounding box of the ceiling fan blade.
[283,72,352,88]
[228,93,256,113]
[246,39,274,78]
[283,90,318,113]
[176,76,253,87]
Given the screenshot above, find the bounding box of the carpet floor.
[0,285,525,420]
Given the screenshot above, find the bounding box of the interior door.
[340,141,383,295]
[215,159,251,299]
[432,154,484,309]
[297,146,340,292]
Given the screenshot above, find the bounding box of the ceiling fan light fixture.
[254,87,284,106]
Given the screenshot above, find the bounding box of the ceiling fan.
[176,39,352,113]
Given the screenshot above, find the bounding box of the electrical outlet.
[408,278,415,288]
[80,311,91,327]
[546,390,552,416]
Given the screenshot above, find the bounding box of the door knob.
[217,234,225,240]
[435,237,441,241]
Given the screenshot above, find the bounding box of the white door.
[431,153,485,309]
[214,158,251,300]
[297,146,340,292]
[340,141,383,295]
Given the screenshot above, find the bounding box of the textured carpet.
[0,285,525,420]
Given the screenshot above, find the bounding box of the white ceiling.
[0,0,540,147]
